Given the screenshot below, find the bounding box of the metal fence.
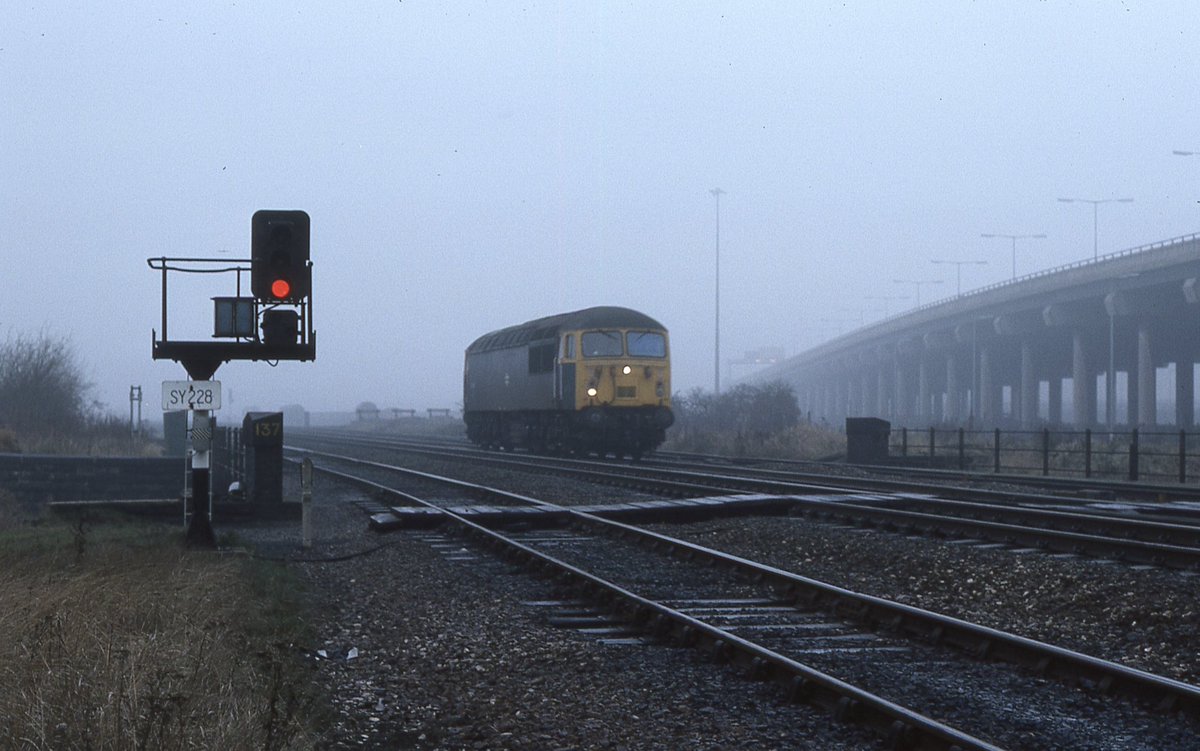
[889,426,1200,484]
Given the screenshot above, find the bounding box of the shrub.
[665,381,843,459]
[0,332,89,436]
[0,523,319,749]
[0,332,160,456]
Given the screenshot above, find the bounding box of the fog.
[3,3,1198,416]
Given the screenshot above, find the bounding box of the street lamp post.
[1174,152,1200,205]
[1057,197,1133,260]
[931,259,988,296]
[710,187,725,394]
[892,279,943,308]
[981,233,1046,280]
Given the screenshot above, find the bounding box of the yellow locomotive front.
[556,323,673,457]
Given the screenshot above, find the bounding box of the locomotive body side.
[463,306,672,458]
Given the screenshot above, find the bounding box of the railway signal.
[251,209,310,303]
[149,208,317,548]
[261,309,300,346]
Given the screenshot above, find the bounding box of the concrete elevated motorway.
[758,233,1200,430]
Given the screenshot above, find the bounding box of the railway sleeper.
[834,696,860,723]
[886,720,916,751]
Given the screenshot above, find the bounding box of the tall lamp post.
[1057,197,1133,260]
[710,187,725,394]
[892,278,943,308]
[930,259,988,296]
[981,233,1046,280]
[1174,152,1200,204]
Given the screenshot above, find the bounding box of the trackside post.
[301,458,313,548]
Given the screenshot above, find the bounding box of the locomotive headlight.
[587,387,598,397]
[622,365,632,375]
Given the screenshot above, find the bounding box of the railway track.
[286,444,1200,750]
[289,430,1200,571]
[652,447,1200,501]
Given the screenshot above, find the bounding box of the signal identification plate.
[162,380,222,411]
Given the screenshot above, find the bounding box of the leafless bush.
[0,332,160,456]
[665,382,844,458]
[0,332,89,436]
[0,528,318,749]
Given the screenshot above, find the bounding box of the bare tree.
[672,381,800,436]
[0,332,91,436]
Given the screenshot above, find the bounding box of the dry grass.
[0,497,318,750]
[664,423,847,460]
[9,428,164,458]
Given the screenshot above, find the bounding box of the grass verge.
[664,423,847,460]
[0,490,321,750]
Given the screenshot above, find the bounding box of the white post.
[301,457,314,548]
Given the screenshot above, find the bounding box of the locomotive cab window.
[563,334,575,359]
[627,331,666,358]
[582,330,623,357]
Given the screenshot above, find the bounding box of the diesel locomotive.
[463,306,673,458]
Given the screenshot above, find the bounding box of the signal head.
[251,210,310,303]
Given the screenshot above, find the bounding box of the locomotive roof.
[466,306,666,353]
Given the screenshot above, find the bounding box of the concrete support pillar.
[895,364,910,422]
[1020,341,1037,428]
[836,377,845,421]
[840,376,851,422]
[876,368,889,417]
[1127,363,1140,427]
[1049,377,1063,424]
[945,355,960,423]
[918,357,930,423]
[1177,359,1194,428]
[1137,324,1155,427]
[1072,331,1092,426]
[979,345,996,423]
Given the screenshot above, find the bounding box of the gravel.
[232,471,879,750]
[228,449,1200,749]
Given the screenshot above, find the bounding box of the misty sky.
[3,2,1199,416]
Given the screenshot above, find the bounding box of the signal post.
[149,210,316,547]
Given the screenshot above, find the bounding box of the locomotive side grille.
[616,386,637,399]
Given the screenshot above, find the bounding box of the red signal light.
[271,278,291,299]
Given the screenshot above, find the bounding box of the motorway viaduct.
[759,233,1200,430]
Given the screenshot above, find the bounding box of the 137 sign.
[162,380,222,411]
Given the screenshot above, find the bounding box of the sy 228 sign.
[162,380,222,411]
